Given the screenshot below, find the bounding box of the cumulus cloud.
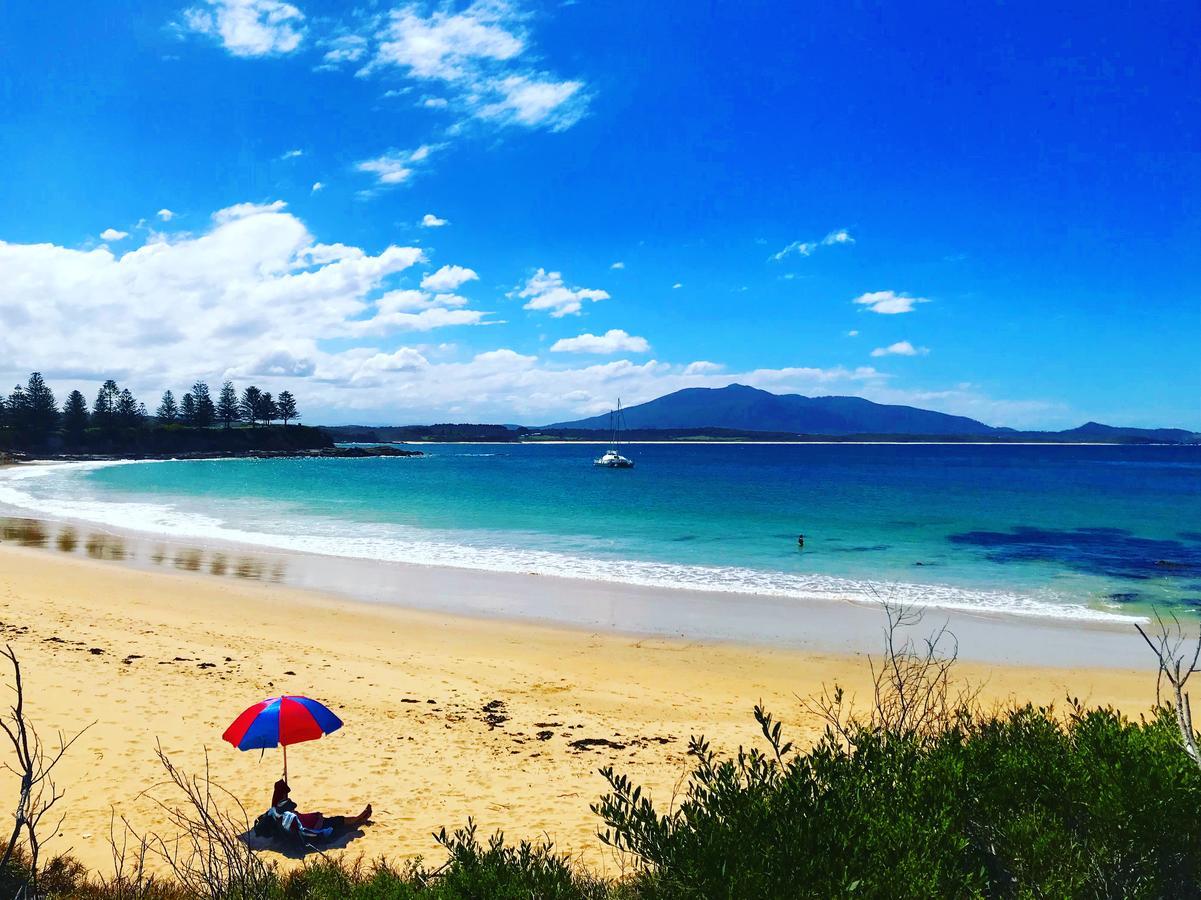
[0,200,497,400]
[99,228,128,242]
[157,209,175,222]
[512,269,609,318]
[420,264,479,292]
[311,182,324,193]
[847,329,860,337]
[0,204,1058,428]
[870,341,929,357]
[610,261,625,270]
[550,329,650,354]
[672,283,682,289]
[853,290,930,315]
[771,229,854,262]
[421,213,448,227]
[212,199,287,223]
[183,0,305,57]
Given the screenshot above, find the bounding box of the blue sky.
[0,0,1197,428]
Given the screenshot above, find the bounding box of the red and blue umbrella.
[222,695,342,779]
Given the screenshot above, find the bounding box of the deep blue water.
[2,443,1198,622]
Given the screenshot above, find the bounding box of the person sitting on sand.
[266,778,372,840]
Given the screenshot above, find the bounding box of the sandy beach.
[0,535,1159,875]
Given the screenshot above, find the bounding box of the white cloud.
[99,228,128,242]
[420,264,479,292]
[550,329,651,354]
[853,290,930,315]
[320,33,367,65]
[771,229,855,262]
[871,341,929,357]
[183,0,305,57]
[0,204,1061,428]
[421,213,448,228]
[0,200,499,401]
[610,261,625,270]
[212,199,287,223]
[157,209,175,222]
[280,148,303,160]
[311,182,324,193]
[371,3,524,80]
[246,349,316,376]
[513,268,609,317]
[847,329,860,337]
[321,1,588,133]
[476,74,586,130]
[355,145,437,188]
[672,282,683,289]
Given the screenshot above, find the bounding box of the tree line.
[0,372,300,443]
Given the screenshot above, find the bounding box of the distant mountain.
[546,384,997,436]
[544,384,1198,442]
[1053,422,1200,444]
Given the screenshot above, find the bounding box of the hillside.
[547,384,997,436]
[545,384,1198,442]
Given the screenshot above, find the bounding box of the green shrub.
[593,703,1201,899]
[270,822,611,900]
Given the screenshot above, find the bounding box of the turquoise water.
[1,444,1198,622]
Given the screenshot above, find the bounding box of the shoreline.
[0,456,1158,667]
[0,501,1152,669]
[0,542,1160,874]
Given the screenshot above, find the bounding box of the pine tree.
[157,390,179,423]
[179,393,197,426]
[216,381,239,429]
[6,386,27,429]
[116,388,141,427]
[240,386,262,427]
[92,380,120,429]
[192,381,216,428]
[62,390,89,443]
[259,392,278,426]
[24,372,58,437]
[276,391,298,426]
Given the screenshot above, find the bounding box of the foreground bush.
[594,702,1201,899]
[273,822,613,900]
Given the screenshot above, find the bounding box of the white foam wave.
[0,461,1142,625]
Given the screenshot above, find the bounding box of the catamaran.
[594,399,634,468]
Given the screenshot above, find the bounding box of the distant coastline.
[322,423,1200,446]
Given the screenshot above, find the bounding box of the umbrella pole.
[283,744,288,783]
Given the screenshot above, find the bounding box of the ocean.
[1,443,1198,624]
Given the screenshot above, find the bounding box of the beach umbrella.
[222,695,343,781]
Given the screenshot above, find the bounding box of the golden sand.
[0,542,1156,874]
